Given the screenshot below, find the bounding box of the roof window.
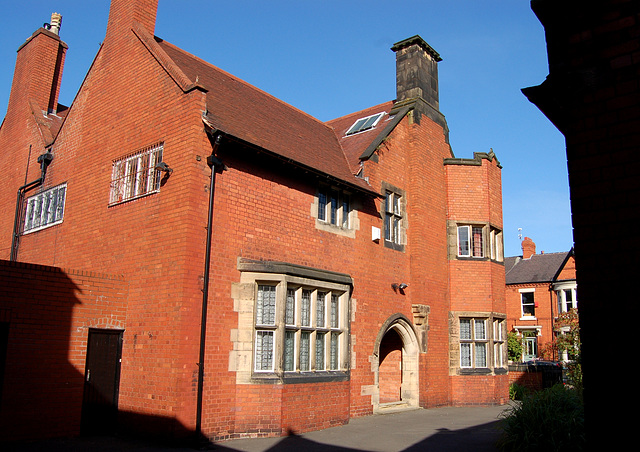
[345,112,384,136]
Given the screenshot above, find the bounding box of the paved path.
[4,404,511,451]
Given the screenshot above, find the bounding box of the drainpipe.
[10,150,53,261]
[195,132,224,442]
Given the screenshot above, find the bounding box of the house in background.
[505,237,577,362]
[0,0,507,443]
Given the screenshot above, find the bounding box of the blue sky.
[0,1,573,257]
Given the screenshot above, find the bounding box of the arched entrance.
[372,314,420,413]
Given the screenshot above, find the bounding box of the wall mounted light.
[155,161,173,174]
[391,283,409,293]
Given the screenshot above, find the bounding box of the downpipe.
[195,132,224,443]
[10,151,53,261]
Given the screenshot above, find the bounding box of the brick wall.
[0,260,127,441]
[0,3,508,441]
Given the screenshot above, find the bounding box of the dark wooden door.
[81,329,123,435]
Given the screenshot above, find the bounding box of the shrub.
[507,331,523,362]
[498,384,585,451]
[508,383,528,401]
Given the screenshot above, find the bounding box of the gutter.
[195,129,224,443]
[10,149,53,261]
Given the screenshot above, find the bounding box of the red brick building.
[0,0,507,442]
[505,237,576,362]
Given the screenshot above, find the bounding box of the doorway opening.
[372,315,420,413]
[81,328,123,435]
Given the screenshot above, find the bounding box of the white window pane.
[318,191,327,221]
[256,285,276,325]
[461,343,471,367]
[341,198,350,228]
[472,227,483,257]
[316,332,325,370]
[255,331,274,371]
[285,288,295,325]
[316,292,326,328]
[474,320,486,340]
[475,343,487,367]
[330,294,339,328]
[284,331,295,372]
[458,226,470,256]
[110,143,163,204]
[23,184,67,233]
[460,319,471,340]
[330,332,339,370]
[301,289,311,327]
[300,332,310,371]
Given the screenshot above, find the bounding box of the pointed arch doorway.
[372,314,420,413]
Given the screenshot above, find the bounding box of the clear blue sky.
[0,0,573,257]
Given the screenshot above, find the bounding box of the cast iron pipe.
[10,151,53,261]
[195,132,224,442]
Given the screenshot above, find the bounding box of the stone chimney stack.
[391,35,442,109]
[522,237,536,259]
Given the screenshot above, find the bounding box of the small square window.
[317,188,351,229]
[457,225,484,258]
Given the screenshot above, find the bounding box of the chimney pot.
[49,13,62,35]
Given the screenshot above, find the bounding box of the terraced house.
[0,0,507,442]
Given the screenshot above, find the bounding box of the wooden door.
[81,329,123,435]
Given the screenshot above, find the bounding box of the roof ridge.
[155,37,367,184]
[132,22,203,93]
[156,37,334,131]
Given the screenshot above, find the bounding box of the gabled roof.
[327,101,399,169]
[154,37,375,194]
[505,250,573,285]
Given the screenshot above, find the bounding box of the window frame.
[345,112,385,136]
[268,284,347,375]
[452,313,507,374]
[457,225,484,258]
[451,223,504,262]
[22,183,67,234]
[382,184,405,251]
[316,187,352,231]
[520,289,536,318]
[235,264,351,382]
[109,142,164,205]
[554,283,578,314]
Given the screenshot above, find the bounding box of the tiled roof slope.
[505,251,571,285]
[155,37,374,194]
[326,101,395,169]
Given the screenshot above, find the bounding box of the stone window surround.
[381,181,406,252]
[230,258,352,385]
[448,311,507,376]
[446,220,504,262]
[311,185,358,238]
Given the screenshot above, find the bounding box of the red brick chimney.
[522,237,536,259]
[105,0,159,41]
[6,13,67,117]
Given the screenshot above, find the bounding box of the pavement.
[3,404,511,452]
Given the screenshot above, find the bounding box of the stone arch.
[371,314,420,413]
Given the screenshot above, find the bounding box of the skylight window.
[345,112,384,136]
